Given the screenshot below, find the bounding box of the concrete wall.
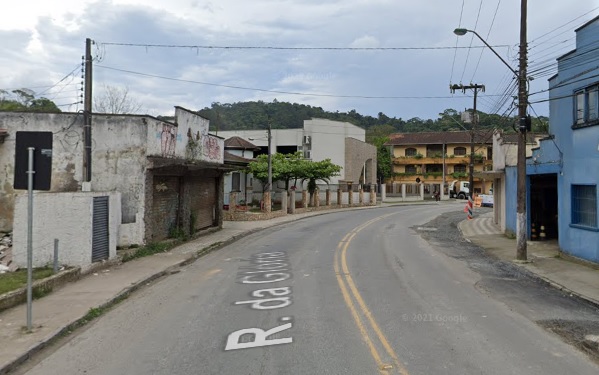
[305,118,364,183]
[13,191,120,269]
[0,112,84,232]
[0,108,224,245]
[344,138,377,185]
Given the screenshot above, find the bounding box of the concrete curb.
[0,268,81,313]
[0,216,318,374]
[457,220,599,310]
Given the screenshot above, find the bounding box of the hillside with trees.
[198,100,548,136]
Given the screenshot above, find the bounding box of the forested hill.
[197,100,548,135]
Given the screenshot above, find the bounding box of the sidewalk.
[1,205,599,373]
[459,211,599,307]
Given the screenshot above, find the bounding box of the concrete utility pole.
[516,0,529,261]
[83,38,93,183]
[267,120,272,193]
[450,83,485,204]
[453,0,528,260]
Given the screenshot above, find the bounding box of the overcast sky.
[1,0,598,122]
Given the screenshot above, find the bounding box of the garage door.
[189,176,217,231]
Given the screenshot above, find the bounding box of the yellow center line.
[334,213,410,375]
[334,250,388,375]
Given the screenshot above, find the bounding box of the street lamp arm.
[453,28,518,78]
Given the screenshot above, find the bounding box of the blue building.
[527,16,599,263]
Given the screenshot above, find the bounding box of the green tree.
[371,136,392,183]
[301,158,342,204]
[0,89,60,113]
[246,152,305,191]
[246,153,341,201]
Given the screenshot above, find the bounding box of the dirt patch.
[538,319,599,364]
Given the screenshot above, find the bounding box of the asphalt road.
[20,205,599,375]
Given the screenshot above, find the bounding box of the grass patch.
[121,241,177,263]
[0,268,55,295]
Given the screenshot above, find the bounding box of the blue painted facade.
[529,16,599,262]
[504,165,518,235]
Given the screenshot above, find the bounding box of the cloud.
[1,0,597,119]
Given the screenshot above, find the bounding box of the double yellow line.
[334,215,410,375]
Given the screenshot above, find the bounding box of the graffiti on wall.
[184,127,222,162]
[203,136,221,161]
[161,124,177,158]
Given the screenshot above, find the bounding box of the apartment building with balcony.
[384,131,494,195]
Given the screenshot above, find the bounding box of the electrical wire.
[471,0,502,82]
[95,64,508,100]
[449,0,466,85]
[97,42,510,51]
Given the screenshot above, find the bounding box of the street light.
[454,13,529,262]
[453,29,518,77]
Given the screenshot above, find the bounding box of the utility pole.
[516,0,529,261]
[450,83,485,214]
[83,38,93,183]
[267,120,272,193]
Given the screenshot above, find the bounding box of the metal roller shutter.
[189,176,217,230]
[92,196,109,262]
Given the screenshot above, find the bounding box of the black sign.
[14,131,53,190]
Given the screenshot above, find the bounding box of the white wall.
[304,119,365,184]
[13,192,120,269]
[219,119,366,186]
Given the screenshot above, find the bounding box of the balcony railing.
[393,155,488,165]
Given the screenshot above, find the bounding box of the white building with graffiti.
[0,107,231,269]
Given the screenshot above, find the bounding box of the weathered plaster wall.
[13,191,120,268]
[0,112,85,232]
[171,107,224,164]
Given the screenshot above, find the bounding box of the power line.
[471,0,502,82]
[459,0,484,83]
[95,64,508,100]
[97,42,510,51]
[449,0,466,85]
[529,7,599,48]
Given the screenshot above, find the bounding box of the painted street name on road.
[225,251,294,351]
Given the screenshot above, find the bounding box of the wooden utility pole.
[516,0,528,260]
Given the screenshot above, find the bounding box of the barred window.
[405,165,417,174]
[571,184,597,228]
[454,164,467,173]
[454,147,467,156]
[405,148,417,157]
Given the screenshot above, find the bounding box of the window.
[405,148,417,157]
[454,164,466,173]
[426,164,443,173]
[232,173,241,192]
[571,185,597,228]
[574,84,599,127]
[454,147,467,156]
[405,165,417,174]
